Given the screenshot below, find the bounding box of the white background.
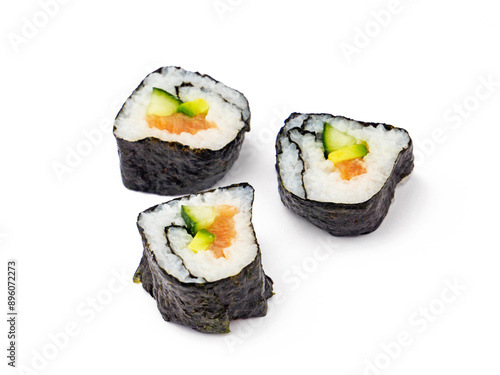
[1,0,499,374]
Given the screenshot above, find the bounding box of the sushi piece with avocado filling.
[114,66,251,196]
[275,113,414,236]
[133,183,274,333]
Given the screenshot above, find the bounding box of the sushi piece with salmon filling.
[133,183,274,333]
[275,113,414,236]
[114,66,250,196]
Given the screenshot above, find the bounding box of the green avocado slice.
[177,98,210,117]
[187,229,215,253]
[328,144,368,164]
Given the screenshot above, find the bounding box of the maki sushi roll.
[275,113,414,236]
[133,183,274,333]
[114,66,250,195]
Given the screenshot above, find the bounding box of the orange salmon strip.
[146,113,217,135]
[335,158,367,180]
[208,205,239,259]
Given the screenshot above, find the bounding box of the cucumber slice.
[323,123,357,155]
[177,98,209,117]
[146,87,183,117]
[328,144,368,164]
[181,205,216,236]
[187,229,215,253]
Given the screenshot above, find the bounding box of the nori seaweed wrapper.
[133,183,274,333]
[114,66,251,196]
[275,113,414,236]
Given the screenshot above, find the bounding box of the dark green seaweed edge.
[286,127,322,199]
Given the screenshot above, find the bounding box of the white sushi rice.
[138,185,258,283]
[114,66,250,150]
[278,114,410,204]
